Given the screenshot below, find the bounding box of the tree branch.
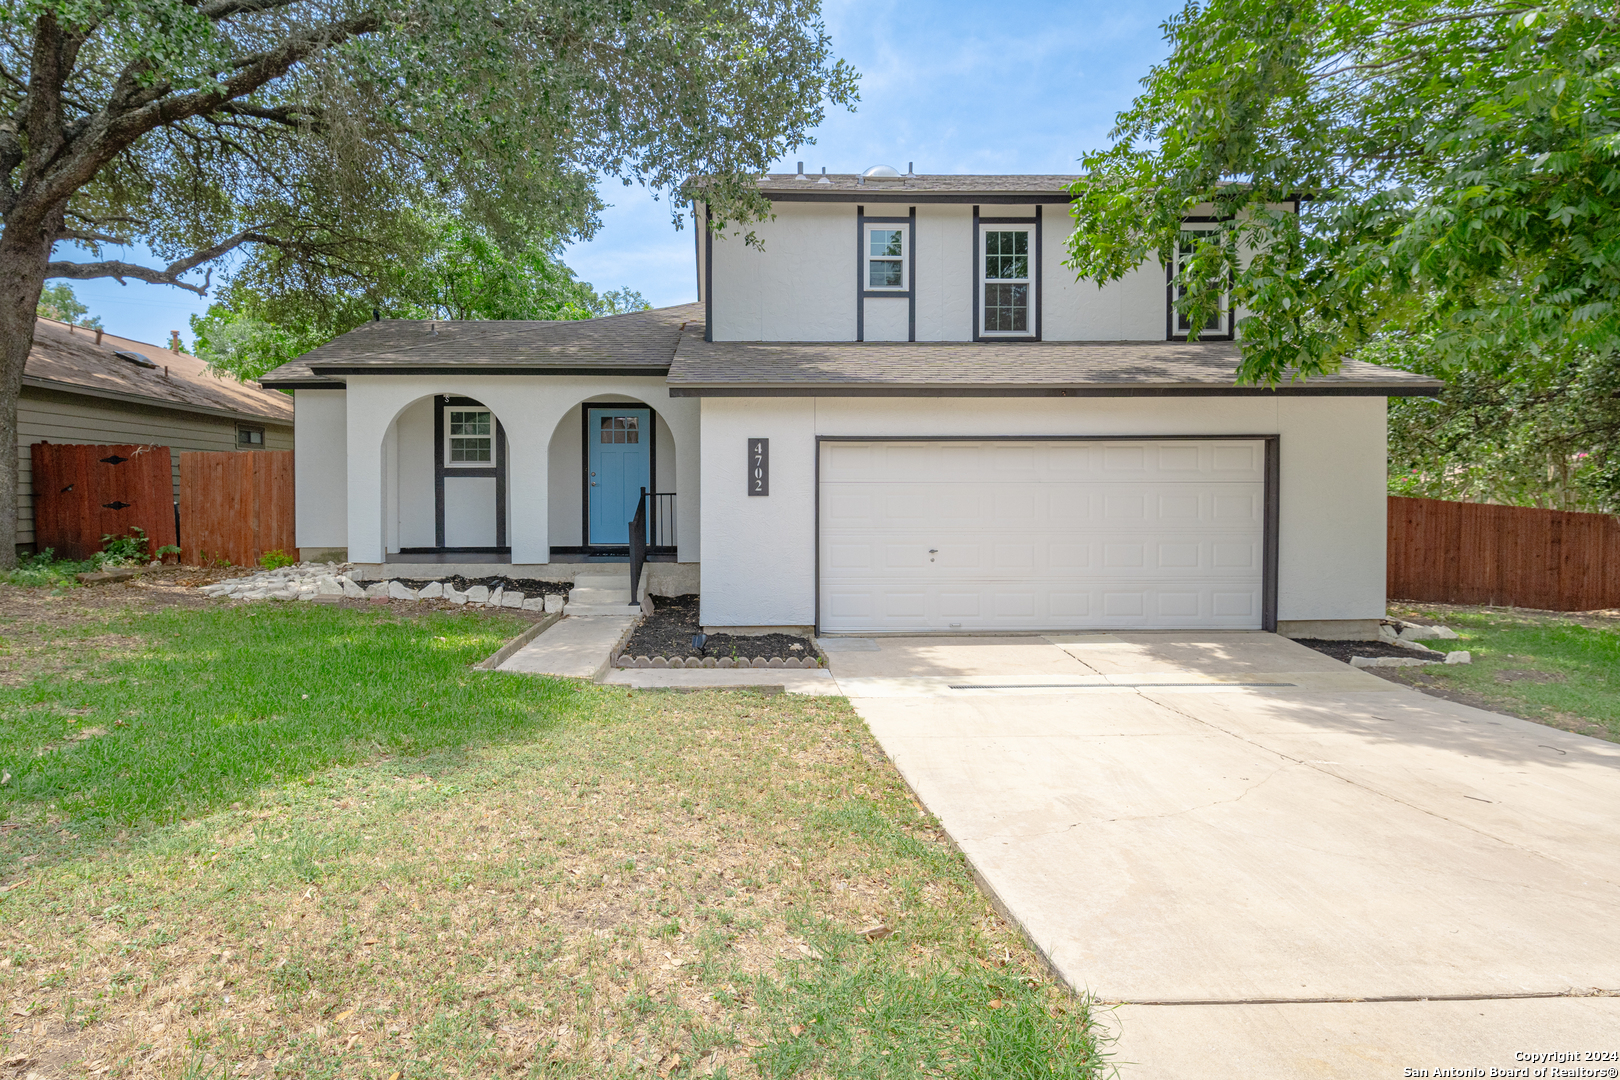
[43,225,282,293]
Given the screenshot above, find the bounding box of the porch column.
[504,411,549,564]
[344,388,389,564]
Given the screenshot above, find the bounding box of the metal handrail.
[628,490,676,606]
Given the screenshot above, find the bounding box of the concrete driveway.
[822,632,1620,1076]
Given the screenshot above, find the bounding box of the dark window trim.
[580,402,658,553]
[813,433,1280,635]
[430,396,506,553]
[704,202,714,342]
[855,209,917,342]
[668,384,1437,398]
[975,212,1041,342]
[235,423,266,448]
[1166,216,1236,342]
[308,365,671,377]
[770,191,1075,205]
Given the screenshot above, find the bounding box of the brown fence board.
[29,443,176,561]
[1388,496,1620,611]
[179,451,295,567]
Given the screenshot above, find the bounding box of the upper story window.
[1170,227,1231,338]
[981,227,1032,336]
[447,409,492,463]
[865,224,908,290]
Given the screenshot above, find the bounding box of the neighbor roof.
[257,304,705,388]
[666,335,1444,397]
[27,319,295,423]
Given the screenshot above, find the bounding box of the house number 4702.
[748,438,769,496]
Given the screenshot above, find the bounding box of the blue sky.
[59,0,1181,348]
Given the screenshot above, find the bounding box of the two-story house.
[263,169,1440,638]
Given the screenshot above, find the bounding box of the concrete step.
[563,601,643,617]
[567,586,631,604]
[572,572,630,590]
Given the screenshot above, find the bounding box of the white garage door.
[819,439,1267,633]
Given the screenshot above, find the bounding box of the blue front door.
[587,407,651,545]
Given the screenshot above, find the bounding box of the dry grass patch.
[1,687,1110,1079]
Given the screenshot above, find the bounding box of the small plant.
[259,549,296,570]
[96,526,159,567]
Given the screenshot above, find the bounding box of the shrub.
[259,549,296,570]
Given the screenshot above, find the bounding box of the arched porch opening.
[381,392,510,558]
[545,393,676,557]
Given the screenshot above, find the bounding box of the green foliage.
[258,549,297,570]
[1066,1,1620,384]
[0,549,95,589]
[98,527,158,568]
[4,0,858,288]
[193,218,653,380]
[35,284,101,329]
[1380,336,1620,512]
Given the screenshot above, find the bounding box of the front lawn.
[1385,602,1620,743]
[0,589,1110,1078]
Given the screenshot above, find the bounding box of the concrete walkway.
[824,633,1620,1076]
[496,615,636,679]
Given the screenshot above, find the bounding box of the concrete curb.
[593,618,643,682]
[473,611,563,671]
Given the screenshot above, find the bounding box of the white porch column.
[504,408,549,564]
[344,384,391,564]
[657,394,702,563]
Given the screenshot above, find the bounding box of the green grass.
[1388,604,1620,741]
[0,603,574,824]
[0,602,1112,1077]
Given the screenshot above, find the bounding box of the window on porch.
[448,410,492,463]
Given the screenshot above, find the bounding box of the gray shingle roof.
[667,335,1444,396]
[754,173,1077,197]
[257,303,705,388]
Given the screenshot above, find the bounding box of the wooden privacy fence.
[30,442,177,561]
[179,450,294,566]
[1388,496,1620,611]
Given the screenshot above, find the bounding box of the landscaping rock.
[363,581,389,599]
[1399,623,1462,641]
[501,591,524,609]
[445,586,467,604]
[418,581,444,599]
[1445,650,1472,664]
[465,585,490,604]
[488,587,504,608]
[544,593,565,614]
[387,580,418,601]
[1350,655,1437,668]
[521,597,544,611]
[315,575,344,596]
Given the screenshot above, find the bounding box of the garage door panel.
[820,440,1266,631]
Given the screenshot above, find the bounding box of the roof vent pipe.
[94,327,103,346]
[908,162,914,175]
[817,167,830,185]
[795,161,809,182]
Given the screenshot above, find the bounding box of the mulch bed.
[1292,638,1446,664]
[622,594,822,664]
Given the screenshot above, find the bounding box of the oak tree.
[0,0,856,564]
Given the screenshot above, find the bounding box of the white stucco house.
[260,170,1440,638]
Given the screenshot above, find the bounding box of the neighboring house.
[18,318,294,552]
[262,170,1441,638]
